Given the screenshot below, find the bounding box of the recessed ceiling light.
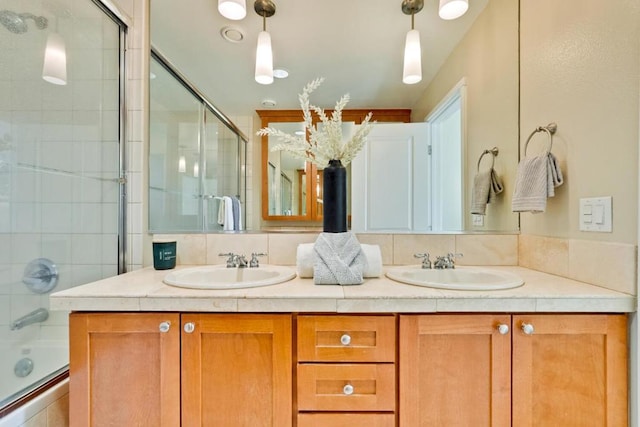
[261,99,277,107]
[220,26,245,43]
[294,130,305,136]
[273,68,289,79]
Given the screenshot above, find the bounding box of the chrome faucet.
[433,253,463,269]
[219,252,249,268]
[249,253,267,268]
[10,308,49,331]
[414,253,432,269]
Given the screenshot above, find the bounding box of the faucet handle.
[446,252,463,268]
[414,253,431,269]
[250,252,267,268]
[219,252,236,267]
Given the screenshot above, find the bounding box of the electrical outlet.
[472,214,484,227]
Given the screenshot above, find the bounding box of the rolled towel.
[512,153,564,213]
[222,196,234,230]
[297,243,382,278]
[313,232,365,285]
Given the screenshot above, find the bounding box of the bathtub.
[0,340,69,422]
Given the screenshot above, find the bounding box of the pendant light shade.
[255,31,273,84]
[438,0,468,20]
[254,0,276,85]
[42,32,67,85]
[178,156,186,173]
[218,0,247,20]
[403,29,422,84]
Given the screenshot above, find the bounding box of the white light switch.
[472,214,484,227]
[579,196,612,232]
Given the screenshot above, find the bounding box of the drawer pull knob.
[159,321,171,333]
[521,323,534,335]
[497,324,509,335]
[184,322,195,333]
[343,384,354,395]
[340,334,351,346]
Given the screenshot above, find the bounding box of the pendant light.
[42,20,67,86]
[218,0,247,20]
[439,0,469,20]
[254,0,276,85]
[178,156,186,173]
[402,0,423,85]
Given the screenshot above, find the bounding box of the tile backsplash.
[154,232,637,296]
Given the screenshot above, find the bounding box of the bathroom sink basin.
[386,266,524,291]
[163,265,296,290]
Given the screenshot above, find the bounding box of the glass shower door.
[0,0,124,409]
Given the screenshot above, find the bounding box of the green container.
[153,241,177,270]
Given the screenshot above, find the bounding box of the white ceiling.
[150,0,488,116]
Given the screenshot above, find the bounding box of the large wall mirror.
[151,0,519,233]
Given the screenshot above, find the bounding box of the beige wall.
[520,0,640,243]
[411,0,519,232]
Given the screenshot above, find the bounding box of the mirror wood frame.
[258,109,411,223]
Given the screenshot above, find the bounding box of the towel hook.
[524,123,557,157]
[476,147,499,172]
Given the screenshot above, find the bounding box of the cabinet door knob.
[497,324,509,335]
[343,384,354,395]
[340,334,352,346]
[521,323,534,335]
[183,322,195,333]
[159,321,171,333]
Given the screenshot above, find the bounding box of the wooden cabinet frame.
[257,109,411,224]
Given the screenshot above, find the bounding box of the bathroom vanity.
[52,266,633,426]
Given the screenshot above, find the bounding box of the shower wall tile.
[103,80,119,110]
[42,235,72,265]
[11,83,41,110]
[102,234,118,264]
[71,234,103,264]
[42,175,74,203]
[12,203,41,233]
[42,204,73,233]
[42,85,73,111]
[11,235,41,264]
[71,265,107,288]
[42,112,73,142]
[13,171,40,202]
[72,110,101,141]
[73,203,103,234]
[73,49,103,79]
[0,296,9,325]
[41,141,73,172]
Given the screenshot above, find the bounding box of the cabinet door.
[69,312,180,427]
[512,314,627,427]
[399,314,511,427]
[181,314,292,427]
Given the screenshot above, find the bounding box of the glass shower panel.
[203,108,241,231]
[0,0,123,409]
[149,59,204,232]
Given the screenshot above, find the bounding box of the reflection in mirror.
[149,52,248,232]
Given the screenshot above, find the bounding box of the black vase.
[322,159,348,233]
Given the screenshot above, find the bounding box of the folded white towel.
[512,153,564,213]
[297,243,382,278]
[471,169,504,215]
[217,198,225,226]
[313,232,365,285]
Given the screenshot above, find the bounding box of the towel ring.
[524,123,557,157]
[477,147,499,172]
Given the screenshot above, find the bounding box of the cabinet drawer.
[298,413,395,427]
[297,364,395,411]
[297,315,396,362]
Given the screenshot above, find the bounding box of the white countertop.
[49,265,636,313]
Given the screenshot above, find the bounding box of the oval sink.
[163,265,296,290]
[386,266,524,291]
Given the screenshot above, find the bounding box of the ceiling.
[150,0,488,117]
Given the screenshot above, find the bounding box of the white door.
[351,123,430,232]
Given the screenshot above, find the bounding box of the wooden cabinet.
[512,314,628,427]
[70,313,291,427]
[181,314,292,427]
[296,315,396,424]
[69,312,181,427]
[70,312,628,427]
[399,314,628,427]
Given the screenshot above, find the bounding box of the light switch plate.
[472,214,484,226]
[579,196,612,232]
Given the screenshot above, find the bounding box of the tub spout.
[10,308,49,330]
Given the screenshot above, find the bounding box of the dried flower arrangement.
[257,78,375,167]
